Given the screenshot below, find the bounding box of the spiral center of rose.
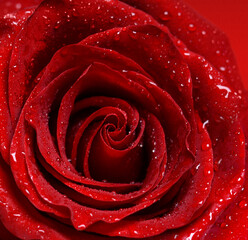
[66,96,146,183]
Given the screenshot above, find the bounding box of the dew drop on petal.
[38,229,45,234]
[239,200,248,208]
[16,3,22,10]
[78,224,86,230]
[176,39,182,47]
[216,50,221,56]
[96,6,101,14]
[220,222,228,228]
[204,168,212,176]
[219,66,226,72]
[54,21,61,30]
[131,12,138,20]
[109,16,115,23]
[159,11,171,21]
[128,30,138,40]
[72,8,79,17]
[13,65,18,73]
[201,142,211,151]
[217,85,231,98]
[25,189,30,195]
[113,31,121,41]
[188,23,196,32]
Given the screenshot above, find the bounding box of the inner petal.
[88,117,145,183]
[69,104,145,183]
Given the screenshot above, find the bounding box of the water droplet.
[178,83,184,92]
[109,16,115,23]
[54,20,61,30]
[96,6,101,14]
[216,50,221,56]
[239,200,247,208]
[128,30,138,40]
[25,136,31,145]
[203,120,209,129]
[28,117,33,123]
[188,23,196,32]
[201,142,211,151]
[219,66,226,72]
[217,85,231,98]
[113,31,121,41]
[25,189,30,195]
[12,65,18,73]
[220,222,228,228]
[139,143,143,148]
[159,11,170,21]
[0,139,6,150]
[204,168,212,176]
[78,224,86,229]
[16,3,22,10]
[131,12,138,20]
[226,215,232,221]
[176,40,182,47]
[72,8,79,17]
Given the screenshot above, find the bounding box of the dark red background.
[1,0,248,87]
[185,0,248,88]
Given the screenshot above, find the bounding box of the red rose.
[0,0,247,239]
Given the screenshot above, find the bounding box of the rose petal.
[0,0,41,15]
[0,9,33,162]
[8,0,158,124]
[86,112,213,237]
[120,0,244,92]
[0,157,105,240]
[81,25,196,154]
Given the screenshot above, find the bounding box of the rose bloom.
[0,0,247,239]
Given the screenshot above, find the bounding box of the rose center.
[66,96,146,183]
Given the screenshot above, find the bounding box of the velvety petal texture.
[0,0,247,239]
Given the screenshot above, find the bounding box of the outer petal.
[120,0,244,92]
[0,1,42,15]
[204,112,248,240]
[0,8,33,162]
[0,157,109,240]
[8,0,159,125]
